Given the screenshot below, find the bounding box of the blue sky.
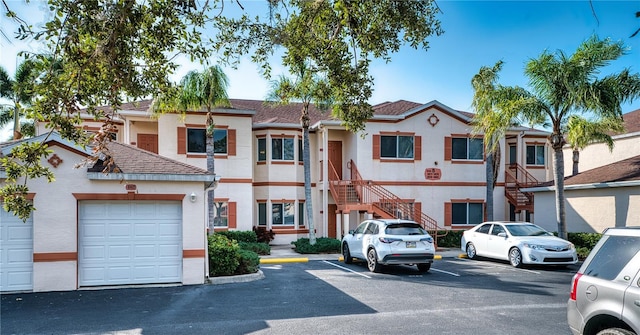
[1,1,639,140]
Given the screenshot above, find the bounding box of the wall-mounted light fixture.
[190,192,197,203]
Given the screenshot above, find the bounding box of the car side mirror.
[498,232,507,238]
[348,230,355,235]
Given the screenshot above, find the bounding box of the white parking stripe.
[430,268,460,277]
[456,258,541,274]
[322,260,372,278]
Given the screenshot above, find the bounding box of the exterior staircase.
[328,160,446,243]
[505,163,538,213]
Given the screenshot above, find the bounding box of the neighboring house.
[1,133,214,292]
[563,108,640,175]
[35,99,552,243]
[525,154,640,233]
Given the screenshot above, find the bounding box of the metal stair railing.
[505,163,537,212]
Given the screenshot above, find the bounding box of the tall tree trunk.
[552,140,567,240]
[572,149,579,176]
[485,150,495,221]
[206,112,215,235]
[13,106,22,140]
[301,105,316,245]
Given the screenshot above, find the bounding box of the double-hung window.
[452,202,483,225]
[526,144,545,165]
[187,128,228,154]
[452,137,483,160]
[213,202,228,227]
[381,135,414,159]
[257,138,266,161]
[272,138,294,161]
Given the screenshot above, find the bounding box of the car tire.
[417,263,431,272]
[509,247,523,268]
[466,242,477,259]
[367,248,382,273]
[342,243,353,264]
[595,328,635,335]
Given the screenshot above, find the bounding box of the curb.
[208,270,265,285]
[260,258,309,264]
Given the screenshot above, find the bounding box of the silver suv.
[568,227,640,335]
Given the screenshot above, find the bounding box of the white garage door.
[1,208,33,292]
[79,201,182,287]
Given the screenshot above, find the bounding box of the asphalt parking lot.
[1,257,579,335]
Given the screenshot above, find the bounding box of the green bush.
[292,237,341,254]
[215,230,257,243]
[253,226,276,244]
[236,249,260,275]
[435,230,463,248]
[208,234,240,277]
[568,232,602,250]
[239,241,271,255]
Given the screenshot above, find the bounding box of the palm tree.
[0,59,38,140]
[566,115,624,176]
[266,63,332,245]
[175,65,230,233]
[475,36,640,240]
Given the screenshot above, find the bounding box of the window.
[258,138,266,161]
[298,139,303,162]
[187,128,227,154]
[381,135,414,159]
[258,203,267,226]
[584,236,640,280]
[452,138,483,160]
[526,145,545,165]
[272,138,294,160]
[298,202,305,226]
[272,203,295,225]
[213,202,228,227]
[452,202,483,225]
[490,224,505,236]
[476,223,491,234]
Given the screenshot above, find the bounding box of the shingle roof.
[370,100,423,116]
[228,99,337,125]
[623,109,640,134]
[94,141,209,175]
[563,154,640,185]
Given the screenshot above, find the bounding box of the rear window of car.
[385,224,427,235]
[584,236,640,280]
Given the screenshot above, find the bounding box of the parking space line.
[430,268,460,277]
[322,260,372,279]
[456,258,541,274]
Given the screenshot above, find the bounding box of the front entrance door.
[328,141,342,180]
[328,204,337,238]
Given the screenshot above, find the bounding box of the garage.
[78,200,183,287]
[1,208,33,292]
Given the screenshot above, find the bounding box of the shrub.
[253,226,276,244]
[568,232,602,250]
[236,249,260,275]
[239,241,271,255]
[435,230,463,248]
[208,234,240,277]
[215,230,257,243]
[292,237,341,254]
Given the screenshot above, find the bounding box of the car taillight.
[379,237,402,243]
[570,273,583,301]
[420,237,434,243]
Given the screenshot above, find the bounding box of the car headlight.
[568,243,575,250]
[523,243,545,250]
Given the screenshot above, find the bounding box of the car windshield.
[385,223,427,236]
[505,224,551,237]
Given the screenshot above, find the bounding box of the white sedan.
[461,221,578,267]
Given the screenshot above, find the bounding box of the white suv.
[568,227,640,335]
[341,219,435,273]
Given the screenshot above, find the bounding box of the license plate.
[406,241,416,248]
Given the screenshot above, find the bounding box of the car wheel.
[342,243,353,264]
[595,328,635,335]
[509,247,523,268]
[367,248,382,273]
[466,242,477,259]
[417,263,431,272]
